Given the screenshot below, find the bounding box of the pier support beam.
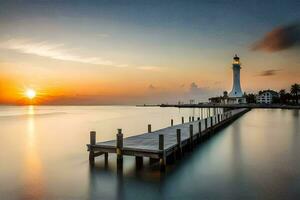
[159,134,166,172]
[176,129,182,159]
[116,129,123,170]
[104,152,108,165]
[210,117,214,135]
[189,124,193,150]
[197,121,201,143]
[89,131,96,164]
[135,156,143,169]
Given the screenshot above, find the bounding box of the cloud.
[148,84,156,90]
[0,38,126,67]
[137,66,162,71]
[259,69,281,76]
[186,82,220,101]
[251,23,300,52]
[189,82,207,94]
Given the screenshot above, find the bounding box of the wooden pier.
[87,108,250,172]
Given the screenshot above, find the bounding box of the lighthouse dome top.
[233,54,240,61]
[233,54,240,65]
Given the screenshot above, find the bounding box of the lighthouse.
[208,55,246,104]
[229,54,243,97]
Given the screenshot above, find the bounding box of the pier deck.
[87,108,250,171]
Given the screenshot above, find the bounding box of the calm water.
[0,106,299,200]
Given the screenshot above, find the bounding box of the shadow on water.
[88,154,168,200]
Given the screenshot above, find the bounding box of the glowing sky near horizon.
[0,0,299,104]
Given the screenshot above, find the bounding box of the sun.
[25,89,36,100]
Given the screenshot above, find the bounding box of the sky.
[0,0,299,105]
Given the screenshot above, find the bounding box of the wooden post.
[89,131,96,163]
[210,116,214,135]
[189,116,191,122]
[116,129,123,169]
[182,116,184,124]
[198,121,201,142]
[148,124,152,133]
[176,129,182,158]
[189,124,193,150]
[135,156,143,169]
[159,134,166,172]
[192,116,194,121]
[104,152,108,165]
[171,119,174,126]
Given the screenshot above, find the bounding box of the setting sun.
[25,89,36,100]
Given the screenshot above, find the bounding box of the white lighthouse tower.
[229,54,243,97]
[228,54,246,104]
[208,55,246,104]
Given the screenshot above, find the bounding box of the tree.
[272,96,280,104]
[279,89,286,104]
[285,93,293,104]
[290,83,300,104]
[245,93,256,103]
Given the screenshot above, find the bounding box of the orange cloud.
[251,23,300,52]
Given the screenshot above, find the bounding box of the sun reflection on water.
[21,105,45,199]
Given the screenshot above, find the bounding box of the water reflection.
[230,121,243,172]
[21,105,44,200]
[88,157,167,200]
[1,107,300,199]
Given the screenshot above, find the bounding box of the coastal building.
[256,90,279,104]
[209,55,246,104]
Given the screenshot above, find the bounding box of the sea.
[0,106,299,199]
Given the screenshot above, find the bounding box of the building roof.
[258,90,279,96]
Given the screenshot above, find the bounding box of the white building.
[256,90,279,104]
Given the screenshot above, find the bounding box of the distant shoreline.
[137,104,300,109]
